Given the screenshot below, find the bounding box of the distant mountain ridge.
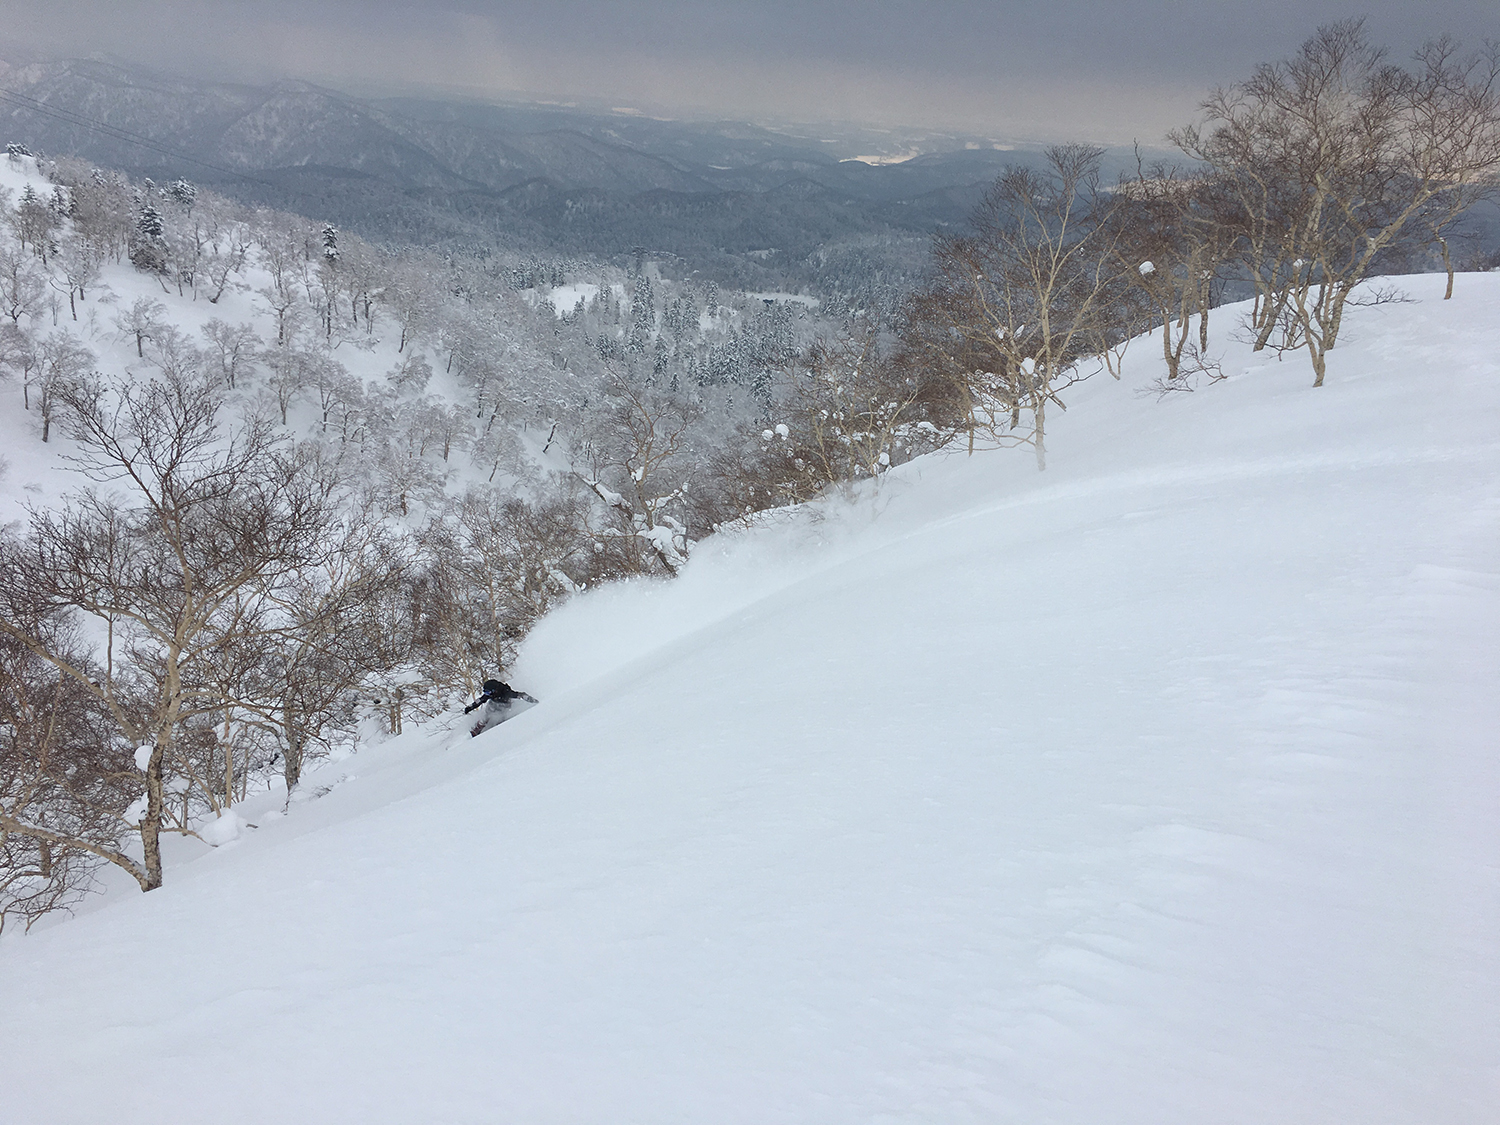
[0,57,1149,282]
[0,58,716,195]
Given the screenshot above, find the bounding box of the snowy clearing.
[539,281,601,317]
[2,271,1498,1123]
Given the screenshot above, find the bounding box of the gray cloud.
[3,1,1496,142]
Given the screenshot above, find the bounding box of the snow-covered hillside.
[3,262,1498,1122]
[0,151,548,531]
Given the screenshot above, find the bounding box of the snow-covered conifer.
[165,178,197,211]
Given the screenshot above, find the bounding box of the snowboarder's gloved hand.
[464,679,511,714]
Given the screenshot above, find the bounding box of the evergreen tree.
[165,179,197,211]
[322,224,340,263]
[137,206,164,241]
[627,274,655,353]
[130,205,168,273]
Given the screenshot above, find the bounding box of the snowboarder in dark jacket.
[464,678,538,737]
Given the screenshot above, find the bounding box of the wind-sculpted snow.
[3,269,1498,1123]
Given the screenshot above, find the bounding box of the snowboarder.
[463,678,538,737]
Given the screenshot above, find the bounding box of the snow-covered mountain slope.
[4,273,1498,1124]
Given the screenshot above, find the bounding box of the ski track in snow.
[1,147,1497,1122]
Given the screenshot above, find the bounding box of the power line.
[0,87,291,194]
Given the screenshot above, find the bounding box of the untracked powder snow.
[1,261,1497,1122]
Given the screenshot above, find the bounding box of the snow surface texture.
[4,268,1499,1123]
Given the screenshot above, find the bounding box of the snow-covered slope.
[4,273,1498,1124]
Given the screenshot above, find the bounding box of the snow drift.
[2,272,1498,1124]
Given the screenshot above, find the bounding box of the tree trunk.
[1033,396,1046,472]
[140,745,166,890]
[1322,286,1349,351]
[1162,309,1177,378]
[1253,288,1286,351]
[1439,237,1454,300]
[283,716,304,794]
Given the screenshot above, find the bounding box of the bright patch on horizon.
[845,149,923,165]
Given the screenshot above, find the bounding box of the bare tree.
[32,331,93,442]
[199,203,253,304]
[48,235,104,322]
[114,296,167,359]
[459,490,590,644]
[1404,35,1500,299]
[406,490,595,700]
[141,324,203,384]
[0,618,136,929]
[443,311,517,421]
[386,349,432,393]
[49,162,135,263]
[427,401,473,462]
[0,370,340,890]
[200,319,261,390]
[227,505,409,793]
[0,242,47,329]
[380,257,439,353]
[262,336,315,425]
[0,323,37,407]
[765,331,938,501]
[1174,21,1500,384]
[580,373,699,573]
[362,396,446,517]
[255,220,311,347]
[307,350,359,435]
[914,145,1131,469]
[1112,165,1234,381]
[9,184,58,261]
[258,279,303,349]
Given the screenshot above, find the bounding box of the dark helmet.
[481,679,506,696]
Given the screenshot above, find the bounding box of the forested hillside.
[0,138,979,910]
[2,191,1497,1125]
[0,35,1497,1123]
[4,18,1500,920]
[0,57,1051,286]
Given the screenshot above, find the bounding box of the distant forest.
[0,56,1158,293]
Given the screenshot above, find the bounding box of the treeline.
[2,20,1497,929]
[904,22,1500,469]
[0,130,956,927]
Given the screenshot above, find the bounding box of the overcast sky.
[4,1,1496,142]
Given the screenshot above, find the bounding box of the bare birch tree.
[1173,20,1500,385]
[915,145,1131,469]
[0,370,339,890]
